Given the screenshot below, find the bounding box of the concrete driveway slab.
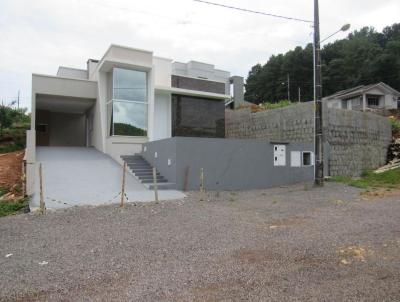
[30,147,185,209]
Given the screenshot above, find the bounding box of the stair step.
[128,165,152,169]
[138,175,165,180]
[124,160,146,164]
[141,178,168,183]
[128,162,150,166]
[130,168,154,173]
[121,153,169,185]
[134,171,160,176]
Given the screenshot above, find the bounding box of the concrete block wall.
[226,102,392,176]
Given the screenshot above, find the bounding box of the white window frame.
[302,151,314,167]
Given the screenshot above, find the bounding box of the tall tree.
[245,23,400,104]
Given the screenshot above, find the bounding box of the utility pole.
[314,0,324,186]
[298,86,301,103]
[287,73,290,101]
[17,90,20,109]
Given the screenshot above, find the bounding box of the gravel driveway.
[1,182,399,301]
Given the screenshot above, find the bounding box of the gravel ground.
[0,182,399,302]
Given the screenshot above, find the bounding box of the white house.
[324,82,400,111]
[26,44,244,195]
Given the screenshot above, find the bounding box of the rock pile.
[387,138,400,163]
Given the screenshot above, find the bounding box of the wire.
[193,0,313,24]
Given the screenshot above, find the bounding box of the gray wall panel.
[142,137,314,190]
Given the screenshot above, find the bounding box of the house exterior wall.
[28,44,238,193]
[325,85,399,111]
[225,102,392,177]
[57,67,87,79]
[141,137,314,190]
[153,92,171,141]
[49,112,86,146]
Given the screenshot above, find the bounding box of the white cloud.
[0,0,399,110]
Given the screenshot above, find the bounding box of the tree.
[0,105,13,136]
[245,23,400,104]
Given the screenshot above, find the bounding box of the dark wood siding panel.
[171,75,226,94]
[172,95,225,138]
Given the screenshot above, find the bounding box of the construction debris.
[387,138,400,162]
[374,138,400,174]
[374,159,400,174]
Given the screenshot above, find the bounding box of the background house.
[324,82,400,112]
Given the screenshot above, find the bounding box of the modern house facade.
[324,82,400,111]
[26,44,244,195]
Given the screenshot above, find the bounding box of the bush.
[237,100,294,113]
[0,106,30,153]
[260,100,293,110]
[389,116,400,136]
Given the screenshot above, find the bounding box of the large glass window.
[108,68,148,136]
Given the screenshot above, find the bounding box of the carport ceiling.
[36,94,95,114]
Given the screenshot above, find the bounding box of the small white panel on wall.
[273,145,286,166]
[290,151,301,167]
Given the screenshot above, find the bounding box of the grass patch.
[0,198,29,217]
[0,187,8,197]
[331,168,400,189]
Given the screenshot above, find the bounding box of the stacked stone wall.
[225,102,392,176]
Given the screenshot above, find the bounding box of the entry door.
[274,145,286,166]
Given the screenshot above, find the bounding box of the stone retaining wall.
[225,102,392,176]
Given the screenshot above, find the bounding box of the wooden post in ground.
[120,162,127,207]
[152,167,159,202]
[39,163,45,214]
[200,168,205,193]
[21,161,26,197]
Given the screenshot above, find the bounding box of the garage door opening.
[35,94,95,147]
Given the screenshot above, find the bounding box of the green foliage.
[0,106,30,153]
[0,187,8,197]
[245,23,400,104]
[0,198,29,217]
[259,100,293,110]
[0,106,13,132]
[113,123,147,136]
[389,117,400,135]
[331,168,400,189]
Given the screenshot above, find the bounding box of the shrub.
[389,116,400,136]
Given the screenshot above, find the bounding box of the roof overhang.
[98,59,152,73]
[324,82,400,100]
[32,74,97,99]
[36,94,95,114]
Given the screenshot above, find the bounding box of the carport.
[31,74,98,147]
[35,94,95,146]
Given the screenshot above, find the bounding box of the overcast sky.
[1,0,399,110]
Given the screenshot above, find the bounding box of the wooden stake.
[120,162,127,207]
[183,166,189,192]
[153,167,159,202]
[39,163,45,214]
[21,161,26,197]
[200,168,205,193]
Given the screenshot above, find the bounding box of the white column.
[362,93,366,111]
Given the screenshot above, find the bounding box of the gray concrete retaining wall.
[225,102,392,176]
[142,137,314,191]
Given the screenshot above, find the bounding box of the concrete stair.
[121,155,175,190]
